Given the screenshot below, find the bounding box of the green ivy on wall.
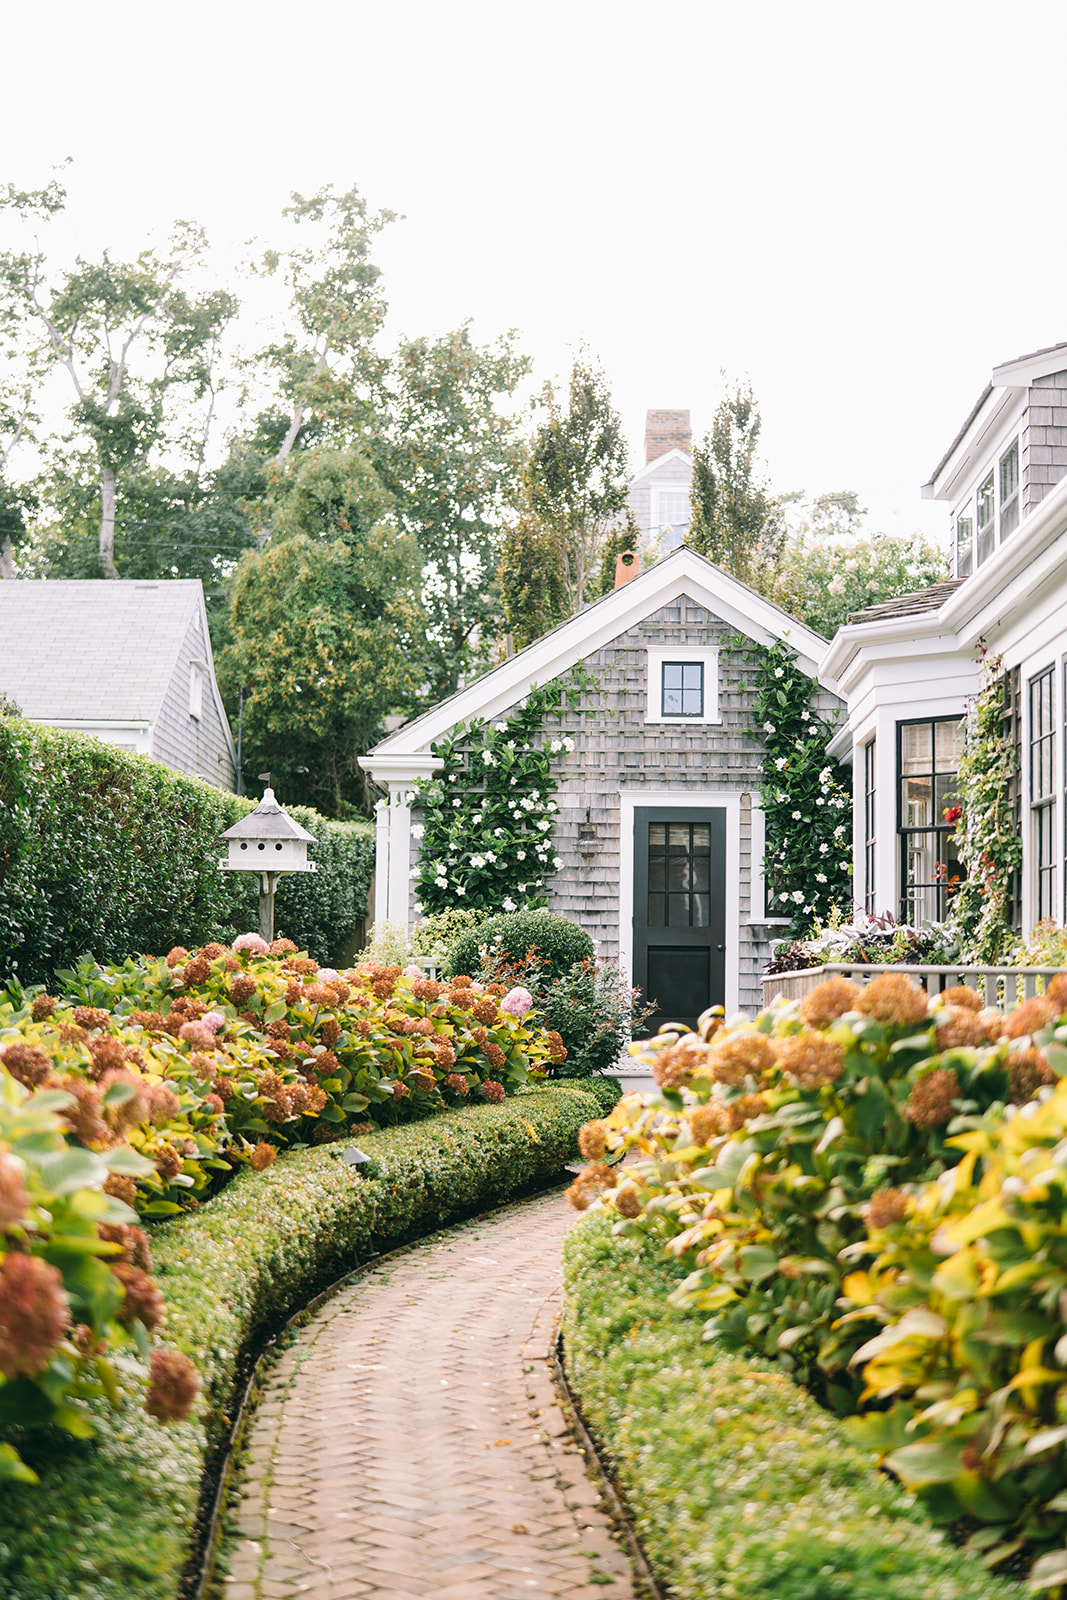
[950,653,1021,963]
[413,668,595,915]
[746,637,853,933]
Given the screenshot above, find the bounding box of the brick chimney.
[645,409,691,465]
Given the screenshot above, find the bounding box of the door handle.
[716,944,724,951]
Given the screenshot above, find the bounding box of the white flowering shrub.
[412,669,592,914]
[748,638,852,933]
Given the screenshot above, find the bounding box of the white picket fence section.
[763,962,1066,1010]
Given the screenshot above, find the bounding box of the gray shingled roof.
[847,579,964,626]
[0,579,204,721]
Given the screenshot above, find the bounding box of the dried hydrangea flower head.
[578,1120,608,1160]
[481,1080,505,1103]
[799,976,863,1030]
[774,1030,845,1090]
[855,973,931,1029]
[866,1187,909,1229]
[0,1252,70,1378]
[941,984,984,1013]
[904,1067,960,1128]
[144,1347,201,1422]
[1003,996,1059,1040]
[1009,1047,1056,1106]
[1,1042,52,1088]
[704,1030,778,1088]
[0,1150,30,1230]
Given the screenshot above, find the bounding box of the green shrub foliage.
[448,907,594,983]
[562,1210,1025,1600]
[0,720,374,982]
[0,1088,602,1599]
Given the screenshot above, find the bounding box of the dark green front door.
[633,807,726,1033]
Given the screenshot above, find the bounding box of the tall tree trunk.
[0,537,14,580]
[99,467,118,577]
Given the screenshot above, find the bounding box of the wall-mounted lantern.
[219,786,316,941]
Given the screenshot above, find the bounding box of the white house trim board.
[618,789,741,1020]
[628,447,693,485]
[365,549,834,775]
[645,645,720,725]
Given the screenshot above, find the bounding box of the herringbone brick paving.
[223,1189,635,1599]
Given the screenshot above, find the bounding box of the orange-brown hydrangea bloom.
[197,942,228,961]
[612,1186,643,1219]
[775,1030,845,1090]
[0,1150,30,1229]
[545,1032,567,1063]
[0,1252,69,1377]
[942,985,983,1012]
[934,1006,990,1051]
[1046,973,1067,1014]
[799,977,863,1029]
[1003,997,1059,1040]
[73,1005,111,1031]
[181,957,211,987]
[128,1010,167,1032]
[412,977,444,1002]
[904,1067,960,1128]
[144,1347,201,1422]
[689,1102,725,1145]
[976,1007,1006,1041]
[50,1075,108,1147]
[866,1187,909,1228]
[435,1041,456,1070]
[855,973,931,1029]
[578,1120,608,1160]
[165,947,189,968]
[111,1262,165,1331]
[155,1143,185,1180]
[103,1172,138,1206]
[651,1037,708,1088]
[1009,1047,1057,1105]
[99,1068,151,1133]
[248,1142,277,1172]
[1,1042,53,1088]
[705,1030,778,1088]
[229,975,257,1007]
[30,993,56,1022]
[451,975,473,989]
[444,1072,469,1096]
[472,998,499,1025]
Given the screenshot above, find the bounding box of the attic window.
[646,646,720,724]
[189,661,204,721]
[651,486,689,534]
[976,471,996,566]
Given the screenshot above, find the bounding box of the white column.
[374,798,390,926]
[387,783,414,931]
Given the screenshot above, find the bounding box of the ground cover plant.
[0,1086,607,1600]
[562,1209,1025,1600]
[569,973,1067,1588]
[0,719,375,984]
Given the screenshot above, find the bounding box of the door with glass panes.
[633,807,726,1033]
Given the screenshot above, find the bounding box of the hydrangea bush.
[567,973,1067,1584]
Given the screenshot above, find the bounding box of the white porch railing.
[762,963,1066,1010]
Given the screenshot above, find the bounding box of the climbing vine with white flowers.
[411,668,595,916]
[747,637,853,934]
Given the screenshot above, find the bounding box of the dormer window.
[976,471,995,565]
[1000,440,1020,540]
[956,513,973,578]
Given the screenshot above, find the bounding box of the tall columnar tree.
[371,323,531,696]
[0,179,238,578]
[523,357,630,613]
[498,509,569,650]
[687,381,787,589]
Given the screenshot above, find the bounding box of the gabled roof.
[0,580,234,761]
[365,547,832,778]
[847,579,964,625]
[628,447,693,485]
[924,339,1067,498]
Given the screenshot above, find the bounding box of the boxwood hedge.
[0,719,374,983]
[0,1085,605,1600]
[561,1210,1027,1600]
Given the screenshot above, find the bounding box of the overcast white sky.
[3,0,1065,543]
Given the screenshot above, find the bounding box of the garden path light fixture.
[218,787,316,942]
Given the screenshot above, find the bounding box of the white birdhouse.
[219,787,317,875]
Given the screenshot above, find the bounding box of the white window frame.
[650,483,690,536]
[645,645,720,725]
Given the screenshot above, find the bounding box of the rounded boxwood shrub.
[447,908,594,983]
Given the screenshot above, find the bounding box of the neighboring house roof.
[0,579,235,765]
[847,579,964,625]
[628,447,692,486]
[365,547,833,781]
[923,339,1067,497]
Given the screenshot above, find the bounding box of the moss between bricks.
[0,1085,607,1600]
[561,1210,1028,1600]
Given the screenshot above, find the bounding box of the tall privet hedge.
[0,720,374,983]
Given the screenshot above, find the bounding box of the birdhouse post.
[218,787,316,942]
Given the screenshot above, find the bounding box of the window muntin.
[898,717,963,923]
[652,487,689,533]
[955,513,973,578]
[1000,440,1020,541]
[661,661,703,717]
[1031,667,1056,923]
[976,471,996,566]
[864,739,876,914]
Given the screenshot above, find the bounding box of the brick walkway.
[223,1188,636,1600]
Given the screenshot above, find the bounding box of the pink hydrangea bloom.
[318,969,341,983]
[201,1011,225,1034]
[233,933,269,955]
[401,965,424,980]
[500,987,534,1018]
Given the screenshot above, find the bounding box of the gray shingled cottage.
[365,547,841,1019]
[0,579,237,790]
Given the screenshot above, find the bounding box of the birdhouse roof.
[221,788,317,843]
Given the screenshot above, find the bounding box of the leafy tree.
[687,381,787,587]
[498,510,568,650]
[772,509,949,640]
[370,323,531,694]
[0,179,238,577]
[524,357,629,612]
[587,510,642,600]
[216,448,424,816]
[254,182,395,466]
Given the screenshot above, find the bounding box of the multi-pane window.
[956,513,973,578]
[647,822,711,927]
[661,661,704,717]
[864,739,876,914]
[898,718,964,923]
[1000,441,1020,541]
[976,471,996,566]
[1030,667,1056,922]
[652,487,689,533]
